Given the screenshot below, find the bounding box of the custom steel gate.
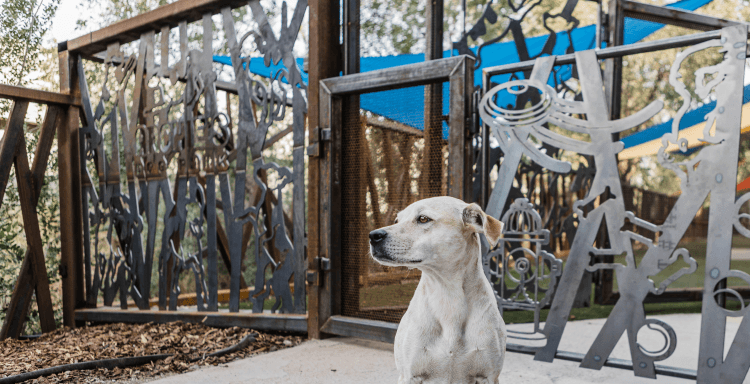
[477,26,750,382]
[313,56,475,339]
[59,0,308,332]
[314,22,750,383]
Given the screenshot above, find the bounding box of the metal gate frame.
[311,55,475,340]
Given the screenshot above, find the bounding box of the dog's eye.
[417,215,431,224]
[394,218,399,224]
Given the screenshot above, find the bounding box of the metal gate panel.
[314,55,475,336]
[479,26,749,382]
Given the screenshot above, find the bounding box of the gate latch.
[306,256,331,286]
[307,127,331,158]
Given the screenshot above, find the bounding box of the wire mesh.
[340,83,449,323]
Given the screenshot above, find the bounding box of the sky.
[48,0,85,44]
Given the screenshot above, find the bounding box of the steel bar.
[505,344,697,380]
[622,0,744,32]
[64,0,247,56]
[0,84,80,106]
[483,29,724,77]
[308,0,341,339]
[321,315,398,343]
[74,308,308,332]
[322,56,471,96]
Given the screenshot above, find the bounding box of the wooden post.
[308,0,342,339]
[58,49,85,327]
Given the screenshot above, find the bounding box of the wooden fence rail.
[0,84,79,339]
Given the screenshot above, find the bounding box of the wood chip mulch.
[0,322,304,383]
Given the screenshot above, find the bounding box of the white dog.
[369,196,506,384]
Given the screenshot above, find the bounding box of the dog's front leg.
[473,376,499,384]
[397,375,425,384]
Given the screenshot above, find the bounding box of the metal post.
[308,0,342,339]
[423,0,444,198]
[57,49,85,327]
[595,0,624,305]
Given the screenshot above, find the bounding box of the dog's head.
[369,197,503,269]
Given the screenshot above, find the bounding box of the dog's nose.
[369,229,387,243]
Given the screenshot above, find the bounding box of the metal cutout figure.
[480,25,750,381]
[78,0,308,314]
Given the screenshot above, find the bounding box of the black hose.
[0,331,259,384]
[189,332,258,362]
[0,354,172,384]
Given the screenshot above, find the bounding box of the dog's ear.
[462,203,504,246]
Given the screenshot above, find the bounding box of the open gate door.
[310,56,475,341]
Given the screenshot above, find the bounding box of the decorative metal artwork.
[480,25,750,382]
[484,197,562,341]
[456,0,592,259]
[77,0,308,314]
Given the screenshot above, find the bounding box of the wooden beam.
[65,0,248,57]
[0,106,64,339]
[58,51,85,328]
[0,101,29,205]
[14,140,56,333]
[0,84,80,106]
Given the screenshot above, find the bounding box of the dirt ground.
[0,322,304,383]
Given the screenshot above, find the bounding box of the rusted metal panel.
[0,84,80,106]
[74,308,307,332]
[65,0,248,57]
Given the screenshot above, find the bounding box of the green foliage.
[0,0,60,115]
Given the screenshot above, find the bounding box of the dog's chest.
[398,314,503,381]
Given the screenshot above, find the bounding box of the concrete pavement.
[145,313,749,383]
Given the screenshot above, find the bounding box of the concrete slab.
[145,313,750,383]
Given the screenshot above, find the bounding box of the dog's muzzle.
[369,229,388,260]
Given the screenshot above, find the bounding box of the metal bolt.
[639,362,647,369]
[594,355,601,362]
[716,174,723,183]
[711,268,720,279]
[708,358,716,368]
[719,107,725,114]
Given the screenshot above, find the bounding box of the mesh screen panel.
[340,84,449,323]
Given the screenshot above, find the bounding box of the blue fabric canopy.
[621,84,750,149]
[215,0,714,141]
